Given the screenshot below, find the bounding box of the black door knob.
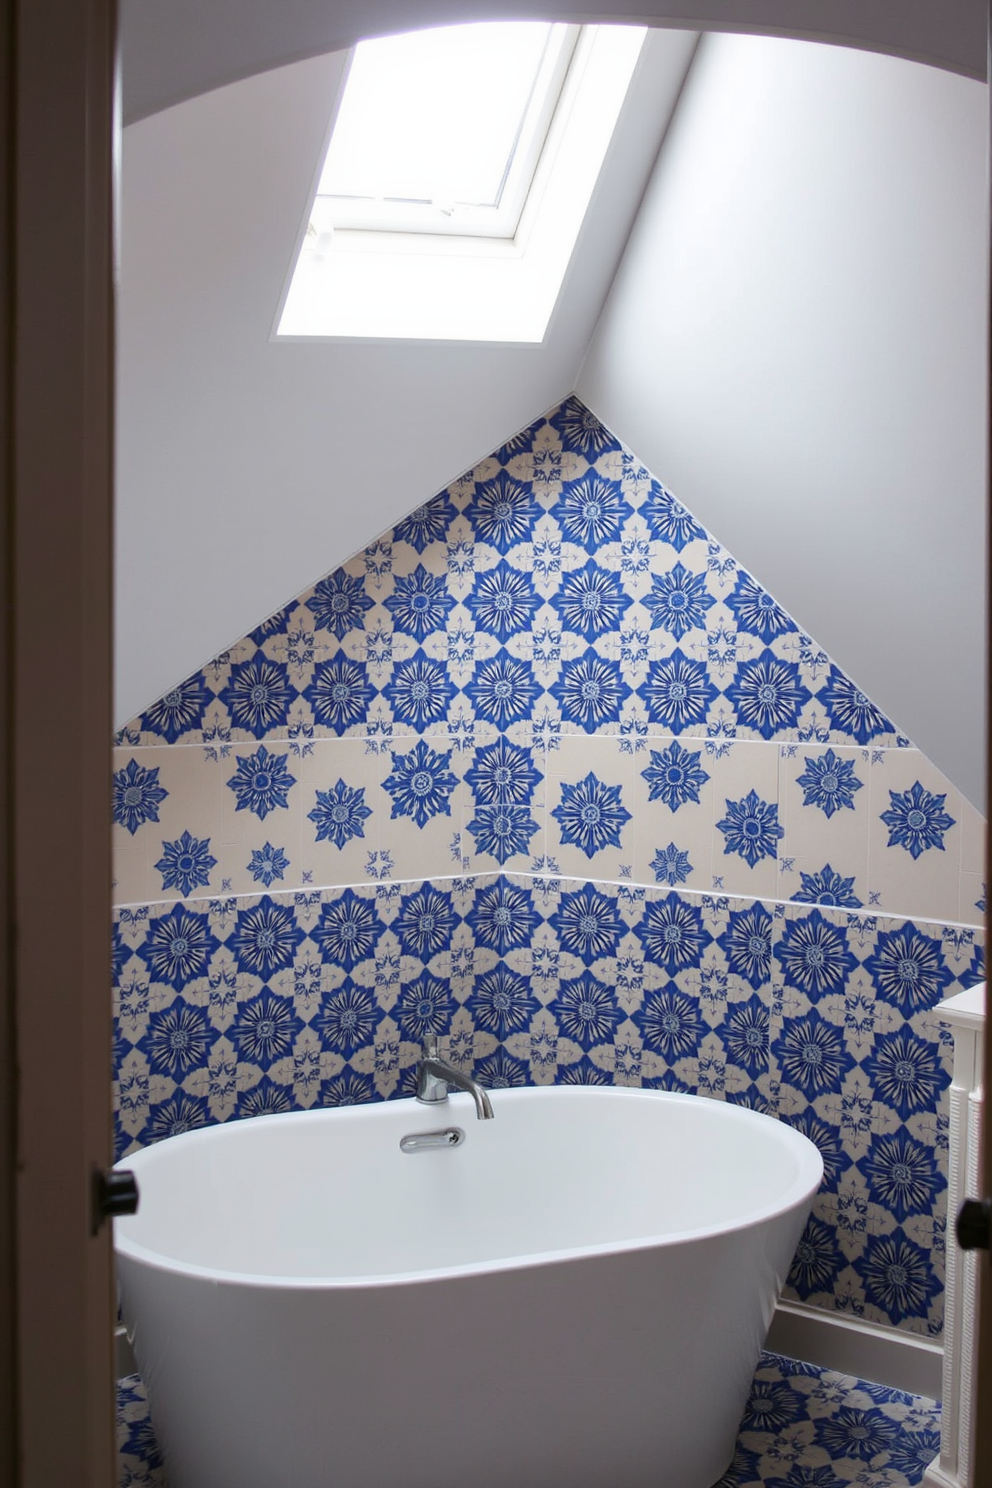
[91,1167,139,1234]
[956,1196,991,1251]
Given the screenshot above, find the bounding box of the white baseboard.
[766,1299,942,1400]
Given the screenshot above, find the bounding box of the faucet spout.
[416,1037,494,1120]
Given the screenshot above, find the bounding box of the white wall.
[578,34,988,810]
[116,34,697,727]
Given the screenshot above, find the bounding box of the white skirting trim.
[766,1299,942,1400]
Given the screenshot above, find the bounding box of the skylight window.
[317,23,577,237]
[276,23,648,343]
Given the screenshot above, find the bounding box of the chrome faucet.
[416,1036,494,1120]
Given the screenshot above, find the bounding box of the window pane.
[319,23,554,208]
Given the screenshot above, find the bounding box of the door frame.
[1,0,117,1484]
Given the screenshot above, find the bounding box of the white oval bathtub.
[115,1087,822,1488]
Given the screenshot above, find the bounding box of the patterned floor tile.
[117,1351,939,1487]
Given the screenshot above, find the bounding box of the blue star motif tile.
[554,471,630,547]
[716,790,784,869]
[384,563,456,641]
[718,996,770,1077]
[788,1215,844,1298]
[795,748,864,817]
[641,740,710,811]
[306,569,373,639]
[637,895,708,971]
[154,829,217,896]
[718,903,774,989]
[465,739,540,806]
[552,970,623,1048]
[858,1131,945,1222]
[636,985,704,1059]
[864,1029,947,1118]
[320,1069,374,1107]
[312,890,385,971]
[773,1009,855,1097]
[474,1045,529,1088]
[551,558,633,638]
[552,772,631,858]
[113,757,169,835]
[776,910,856,995]
[303,657,373,732]
[230,897,306,979]
[142,1001,216,1078]
[217,657,293,738]
[308,779,373,849]
[725,650,812,738]
[466,804,539,864]
[549,885,624,960]
[136,904,219,991]
[547,394,615,456]
[317,981,380,1056]
[226,744,296,820]
[394,885,456,960]
[384,652,458,728]
[550,649,629,728]
[466,655,541,727]
[642,560,716,639]
[231,990,302,1068]
[247,841,290,888]
[464,469,539,552]
[856,1231,943,1324]
[395,971,454,1041]
[880,780,956,858]
[650,842,693,886]
[641,481,707,549]
[637,649,718,732]
[383,739,457,827]
[466,879,539,952]
[465,560,542,639]
[864,924,954,1014]
[467,966,538,1037]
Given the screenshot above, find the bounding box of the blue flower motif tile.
[113,757,169,836]
[708,742,782,898]
[225,744,297,821]
[546,737,634,881]
[867,751,962,922]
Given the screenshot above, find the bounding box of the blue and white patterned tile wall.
[112,396,985,1340]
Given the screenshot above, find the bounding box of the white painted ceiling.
[119,0,986,124]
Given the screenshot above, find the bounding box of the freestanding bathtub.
[115,1087,822,1488]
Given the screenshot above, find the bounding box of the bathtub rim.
[113,1086,823,1291]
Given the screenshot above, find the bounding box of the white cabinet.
[924,982,985,1488]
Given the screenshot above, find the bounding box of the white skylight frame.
[276,24,648,344]
[316,23,580,239]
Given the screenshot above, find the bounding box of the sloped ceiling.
[116,31,699,727]
[120,0,986,124]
